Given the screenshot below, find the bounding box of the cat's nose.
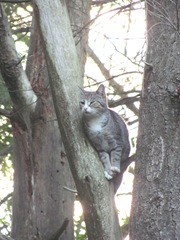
[84,106,89,112]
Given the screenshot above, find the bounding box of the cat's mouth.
[84,111,90,114]
[83,108,91,113]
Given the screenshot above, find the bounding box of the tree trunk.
[33,0,121,239]
[11,16,74,240]
[0,3,77,240]
[130,1,180,239]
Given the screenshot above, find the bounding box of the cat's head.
[79,84,107,117]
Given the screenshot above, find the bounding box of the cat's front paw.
[111,166,120,174]
[104,171,113,180]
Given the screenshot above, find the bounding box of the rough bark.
[0,4,74,240]
[33,0,121,239]
[130,1,180,239]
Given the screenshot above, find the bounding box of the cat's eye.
[90,101,95,105]
[80,101,85,105]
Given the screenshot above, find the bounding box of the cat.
[80,84,130,192]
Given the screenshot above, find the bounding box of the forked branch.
[0,4,37,113]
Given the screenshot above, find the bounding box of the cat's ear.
[96,84,106,97]
[78,86,85,96]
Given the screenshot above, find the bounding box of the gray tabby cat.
[80,84,130,191]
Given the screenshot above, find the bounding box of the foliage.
[74,215,88,240]
[0,193,12,236]
[121,216,129,239]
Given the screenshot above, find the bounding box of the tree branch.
[0,233,14,240]
[87,46,124,90]
[109,95,140,108]
[0,4,37,114]
[0,108,11,118]
[0,0,30,3]
[63,186,77,194]
[75,1,144,37]
[87,46,139,116]
[0,192,13,206]
[0,144,13,157]
[12,27,30,35]
[91,0,116,5]
[49,218,69,240]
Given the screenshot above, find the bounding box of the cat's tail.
[113,154,136,193]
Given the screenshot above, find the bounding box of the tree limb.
[49,218,69,240]
[109,95,140,108]
[87,46,139,116]
[0,108,11,118]
[0,0,30,3]
[91,0,116,5]
[0,144,13,157]
[0,4,37,114]
[0,233,14,240]
[75,1,144,37]
[0,192,13,206]
[12,27,30,35]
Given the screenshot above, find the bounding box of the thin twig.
[0,109,11,118]
[15,55,26,66]
[63,186,77,194]
[0,193,13,206]
[74,1,143,37]
[116,192,132,196]
[91,0,116,5]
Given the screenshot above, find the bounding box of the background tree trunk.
[130,1,180,239]
[33,0,122,239]
[11,19,75,240]
[10,16,74,240]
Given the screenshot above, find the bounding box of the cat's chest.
[88,118,103,132]
[87,115,107,133]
